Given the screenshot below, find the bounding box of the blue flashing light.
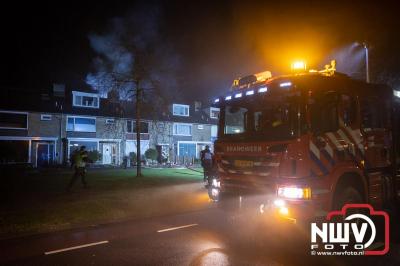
[246,90,254,96]
[280,82,292,87]
[214,98,220,103]
[258,87,268,93]
[225,95,232,101]
[235,93,242,98]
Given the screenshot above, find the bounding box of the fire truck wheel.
[333,186,363,211]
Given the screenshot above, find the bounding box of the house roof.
[0,87,218,125]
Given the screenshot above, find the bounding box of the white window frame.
[106,118,115,124]
[173,123,192,136]
[0,111,28,130]
[172,104,190,117]
[66,116,96,132]
[177,141,212,158]
[210,107,220,119]
[41,114,52,121]
[72,91,100,109]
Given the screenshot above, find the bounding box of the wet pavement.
[0,193,399,266]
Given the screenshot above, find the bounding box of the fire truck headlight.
[279,206,289,216]
[273,199,285,207]
[212,179,220,188]
[277,186,311,199]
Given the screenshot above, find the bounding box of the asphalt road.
[1,193,399,266]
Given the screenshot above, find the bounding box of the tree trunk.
[136,80,142,177]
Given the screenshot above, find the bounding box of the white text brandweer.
[226,146,262,152]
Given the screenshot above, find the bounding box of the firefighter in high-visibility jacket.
[68,146,89,190]
[200,145,213,182]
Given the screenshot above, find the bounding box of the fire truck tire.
[333,186,363,210]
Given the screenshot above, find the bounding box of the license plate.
[234,160,253,168]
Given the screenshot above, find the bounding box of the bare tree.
[85,5,181,177]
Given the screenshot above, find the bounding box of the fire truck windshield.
[221,97,305,141]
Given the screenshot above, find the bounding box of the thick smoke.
[323,43,365,79]
[85,4,181,102]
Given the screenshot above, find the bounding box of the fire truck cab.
[213,62,400,223]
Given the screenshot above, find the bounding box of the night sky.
[1,0,400,102]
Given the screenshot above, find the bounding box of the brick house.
[0,86,218,167]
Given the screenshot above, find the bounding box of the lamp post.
[363,42,370,83]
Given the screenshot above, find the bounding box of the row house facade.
[0,87,219,167]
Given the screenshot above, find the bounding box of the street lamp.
[362,42,370,83]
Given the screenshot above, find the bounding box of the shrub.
[129,152,137,163]
[145,148,158,161]
[87,150,102,162]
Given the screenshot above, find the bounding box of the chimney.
[53,83,66,98]
[194,101,202,112]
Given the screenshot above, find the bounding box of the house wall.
[96,117,125,140]
[148,121,173,147]
[192,123,212,142]
[1,105,217,166]
[27,112,60,137]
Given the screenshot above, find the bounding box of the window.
[127,121,149,133]
[197,124,204,130]
[173,123,192,136]
[41,114,52,121]
[106,119,115,124]
[0,111,28,129]
[361,98,390,130]
[173,104,189,116]
[69,141,98,155]
[340,95,357,126]
[210,107,220,119]
[221,95,306,141]
[310,91,339,134]
[211,125,218,137]
[72,91,99,108]
[125,140,150,156]
[224,106,247,134]
[67,116,96,132]
[0,140,29,163]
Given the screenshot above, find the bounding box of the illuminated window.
[67,116,96,132]
[173,104,189,116]
[211,125,218,137]
[72,91,99,108]
[210,107,220,119]
[173,123,192,136]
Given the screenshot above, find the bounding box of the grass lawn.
[0,167,207,238]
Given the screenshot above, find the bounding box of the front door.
[103,144,112,164]
[37,143,54,167]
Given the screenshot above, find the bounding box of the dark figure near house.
[200,145,213,182]
[68,146,89,190]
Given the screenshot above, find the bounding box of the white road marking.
[157,223,198,233]
[44,240,109,255]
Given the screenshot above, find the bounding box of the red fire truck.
[212,61,400,224]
